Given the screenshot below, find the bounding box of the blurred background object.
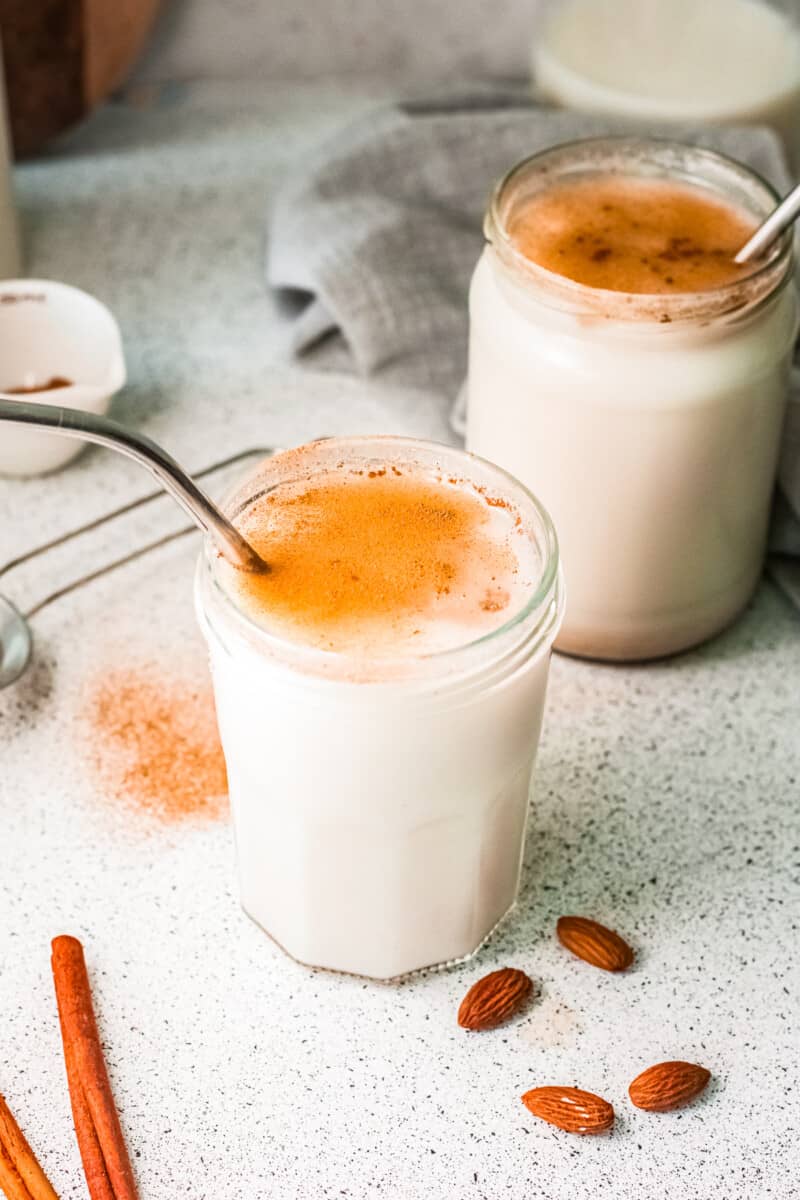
[533,0,800,165]
[131,0,542,87]
[0,0,162,157]
[0,279,126,476]
[3,0,800,162]
[0,36,20,275]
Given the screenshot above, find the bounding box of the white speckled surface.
[1,82,799,1199]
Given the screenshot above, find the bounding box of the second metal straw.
[735,179,800,265]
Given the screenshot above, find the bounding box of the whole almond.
[457,967,533,1031]
[628,1061,711,1112]
[556,915,634,971]
[521,1086,614,1134]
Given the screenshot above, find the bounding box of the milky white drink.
[196,437,563,979]
[534,0,800,164]
[467,139,797,660]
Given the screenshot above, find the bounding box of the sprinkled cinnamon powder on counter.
[81,665,228,825]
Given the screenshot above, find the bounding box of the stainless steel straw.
[0,398,268,573]
[735,179,800,265]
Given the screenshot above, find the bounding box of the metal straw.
[0,398,268,574]
[735,180,800,265]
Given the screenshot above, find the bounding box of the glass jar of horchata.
[467,138,798,662]
[532,0,800,167]
[196,436,564,980]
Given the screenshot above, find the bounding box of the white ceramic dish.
[0,279,125,476]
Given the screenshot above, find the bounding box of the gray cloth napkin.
[267,90,800,604]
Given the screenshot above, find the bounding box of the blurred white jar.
[467,139,797,661]
[0,40,21,278]
[533,0,800,165]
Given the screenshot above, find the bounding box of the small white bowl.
[0,279,126,477]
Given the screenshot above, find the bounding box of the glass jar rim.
[198,436,563,685]
[485,136,794,324]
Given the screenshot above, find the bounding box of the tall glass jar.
[196,436,564,980]
[467,138,797,661]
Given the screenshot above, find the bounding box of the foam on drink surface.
[224,462,537,657]
[509,175,759,294]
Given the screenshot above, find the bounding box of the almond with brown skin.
[457,967,533,1031]
[521,1086,614,1134]
[628,1061,711,1112]
[556,916,634,971]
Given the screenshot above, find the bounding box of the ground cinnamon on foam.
[509,175,759,294]
[232,469,521,652]
[82,666,227,824]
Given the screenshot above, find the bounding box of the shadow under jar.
[196,436,563,980]
[467,137,798,662]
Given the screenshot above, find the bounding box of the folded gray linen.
[266,90,800,605]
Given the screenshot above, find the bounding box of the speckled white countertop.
[1,82,799,1200]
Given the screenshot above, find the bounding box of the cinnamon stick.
[50,937,139,1200]
[0,1096,58,1200]
[55,1018,114,1200]
[0,1137,32,1200]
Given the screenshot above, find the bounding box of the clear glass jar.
[195,436,564,980]
[533,0,800,166]
[467,138,797,661]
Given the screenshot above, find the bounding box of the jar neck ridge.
[486,137,794,326]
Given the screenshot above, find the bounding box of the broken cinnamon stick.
[0,1137,32,1200]
[50,937,139,1200]
[0,1095,58,1200]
